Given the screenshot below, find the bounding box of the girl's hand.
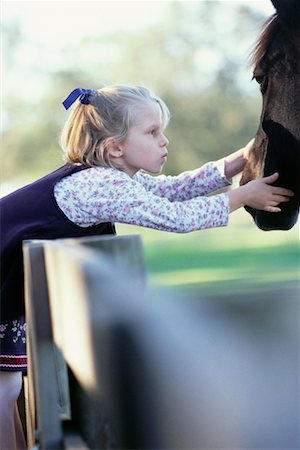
[227,172,294,213]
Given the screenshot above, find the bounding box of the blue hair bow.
[62,88,96,110]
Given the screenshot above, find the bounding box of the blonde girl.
[0,84,293,448]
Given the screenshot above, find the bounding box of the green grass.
[116,211,299,297]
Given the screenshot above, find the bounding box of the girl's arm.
[223,139,254,179]
[54,167,230,232]
[54,167,294,234]
[135,161,231,201]
[136,139,254,201]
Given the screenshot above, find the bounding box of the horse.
[240,0,300,231]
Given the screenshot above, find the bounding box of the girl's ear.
[105,137,123,158]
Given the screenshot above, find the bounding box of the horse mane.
[249,13,281,67]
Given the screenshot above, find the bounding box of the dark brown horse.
[240,0,300,230]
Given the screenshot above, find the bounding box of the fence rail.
[23,235,299,450]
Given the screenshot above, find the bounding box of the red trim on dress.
[0,355,27,368]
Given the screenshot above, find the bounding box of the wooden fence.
[22,235,299,450]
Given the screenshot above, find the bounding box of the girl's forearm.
[226,186,247,212]
[223,139,254,179]
[224,148,248,179]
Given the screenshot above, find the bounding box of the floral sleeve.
[54,166,230,233]
[133,160,232,201]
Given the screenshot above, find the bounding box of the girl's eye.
[151,129,157,136]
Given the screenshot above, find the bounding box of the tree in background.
[1,1,267,186]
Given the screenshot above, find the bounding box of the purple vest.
[1,164,115,322]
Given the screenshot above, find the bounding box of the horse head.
[240,0,300,230]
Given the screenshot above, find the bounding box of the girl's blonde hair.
[60,84,170,168]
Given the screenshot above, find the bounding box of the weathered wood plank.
[23,242,70,449]
[54,234,146,284]
[44,242,124,449]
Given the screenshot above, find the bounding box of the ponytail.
[60,85,170,168]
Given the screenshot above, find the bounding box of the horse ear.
[270,0,300,29]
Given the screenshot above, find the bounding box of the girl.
[0,84,294,448]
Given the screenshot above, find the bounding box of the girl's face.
[119,101,169,177]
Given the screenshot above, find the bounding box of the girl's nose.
[161,134,169,147]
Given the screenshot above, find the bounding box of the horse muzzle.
[245,205,299,231]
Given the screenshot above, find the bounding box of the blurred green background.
[2,1,299,295]
[117,211,299,298]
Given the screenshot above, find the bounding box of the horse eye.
[253,74,269,94]
[253,75,265,84]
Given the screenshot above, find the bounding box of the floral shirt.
[54,160,232,233]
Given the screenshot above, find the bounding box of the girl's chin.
[155,166,165,174]
[143,161,166,174]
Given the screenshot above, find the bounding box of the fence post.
[44,242,124,449]
[23,242,66,449]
